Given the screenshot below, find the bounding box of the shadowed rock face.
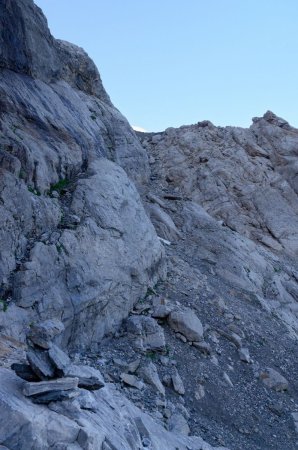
[0,0,165,350]
[140,113,298,256]
[0,0,110,101]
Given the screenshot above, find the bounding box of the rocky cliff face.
[139,114,298,339]
[0,0,165,350]
[0,1,297,449]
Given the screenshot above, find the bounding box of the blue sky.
[35,0,298,131]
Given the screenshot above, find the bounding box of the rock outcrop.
[135,113,298,449]
[0,367,228,450]
[0,0,165,350]
[139,116,298,339]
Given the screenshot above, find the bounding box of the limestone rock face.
[140,115,298,339]
[0,0,164,349]
[140,114,298,256]
[0,0,110,100]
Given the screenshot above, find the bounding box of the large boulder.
[168,308,204,342]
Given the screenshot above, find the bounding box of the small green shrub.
[56,243,64,254]
[49,178,69,195]
[19,169,26,180]
[0,299,8,312]
[146,351,158,360]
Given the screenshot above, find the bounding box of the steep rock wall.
[0,0,165,349]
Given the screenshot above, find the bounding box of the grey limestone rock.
[11,363,40,382]
[0,0,111,101]
[168,413,190,436]
[139,362,165,396]
[146,203,181,241]
[126,316,166,352]
[139,115,298,341]
[26,347,55,380]
[27,319,65,349]
[31,389,79,405]
[23,377,78,396]
[0,368,221,450]
[120,373,144,390]
[260,367,289,392]
[48,344,71,372]
[171,369,185,395]
[0,0,165,351]
[168,308,204,342]
[193,341,212,355]
[151,296,173,319]
[238,348,251,363]
[63,364,105,390]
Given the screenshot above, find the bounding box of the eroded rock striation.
[140,116,298,339]
[0,0,165,350]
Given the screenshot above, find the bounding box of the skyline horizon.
[34,0,298,132]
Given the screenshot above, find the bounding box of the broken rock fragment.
[23,377,79,396]
[11,363,40,382]
[26,347,55,380]
[238,347,251,363]
[27,319,65,349]
[126,316,166,352]
[120,373,144,390]
[64,364,105,390]
[172,368,185,395]
[140,362,165,396]
[260,368,289,392]
[48,343,71,372]
[168,413,190,436]
[193,341,211,355]
[151,296,173,319]
[31,389,79,405]
[168,307,204,342]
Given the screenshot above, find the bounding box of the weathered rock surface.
[168,308,204,342]
[146,203,181,241]
[26,347,55,380]
[140,115,298,340]
[64,364,105,390]
[171,369,185,395]
[31,389,79,405]
[137,116,298,449]
[11,363,40,382]
[0,368,222,450]
[168,413,190,436]
[27,319,64,349]
[0,0,165,350]
[126,316,166,352]
[260,367,289,392]
[23,377,78,396]
[140,362,165,396]
[120,373,144,390]
[48,344,71,372]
